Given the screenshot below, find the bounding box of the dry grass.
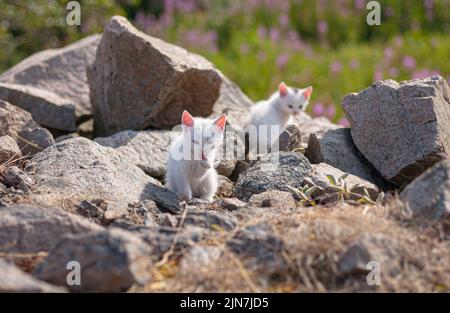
[0,154,28,180]
[138,200,450,293]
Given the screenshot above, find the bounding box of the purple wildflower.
[240,43,250,54]
[355,0,365,10]
[257,26,267,39]
[384,47,394,60]
[325,105,336,119]
[389,68,399,78]
[269,27,280,42]
[312,102,325,116]
[374,68,383,81]
[350,59,360,70]
[330,61,343,74]
[402,56,416,70]
[279,14,289,27]
[276,53,290,69]
[257,51,266,61]
[338,118,350,127]
[317,21,328,34]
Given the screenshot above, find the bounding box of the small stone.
[4,166,33,192]
[0,204,101,254]
[235,152,312,201]
[217,175,235,198]
[337,234,399,275]
[227,223,287,273]
[219,198,246,211]
[400,160,450,222]
[277,124,302,152]
[34,228,153,292]
[229,160,250,182]
[0,259,66,293]
[249,190,297,209]
[0,99,54,156]
[0,135,22,163]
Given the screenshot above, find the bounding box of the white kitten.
[166,110,227,202]
[247,82,313,156]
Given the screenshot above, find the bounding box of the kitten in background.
[247,82,312,156]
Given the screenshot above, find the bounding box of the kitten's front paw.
[178,193,192,203]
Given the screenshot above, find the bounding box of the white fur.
[247,83,311,156]
[166,115,225,202]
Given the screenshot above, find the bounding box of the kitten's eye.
[288,104,293,109]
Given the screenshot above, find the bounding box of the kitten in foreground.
[247,82,313,156]
[166,110,227,202]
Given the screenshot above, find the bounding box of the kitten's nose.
[293,111,299,115]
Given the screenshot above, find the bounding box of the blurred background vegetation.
[0,0,449,124]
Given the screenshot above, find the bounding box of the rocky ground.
[1,16,450,293]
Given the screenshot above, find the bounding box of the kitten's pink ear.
[214,114,227,131]
[303,86,313,99]
[278,82,288,97]
[182,110,194,128]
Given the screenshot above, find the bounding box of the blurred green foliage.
[1,0,449,123]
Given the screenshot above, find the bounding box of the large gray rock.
[88,16,222,135]
[343,76,450,187]
[0,83,77,131]
[0,204,101,253]
[400,160,450,222]
[235,151,378,203]
[26,137,162,221]
[0,259,66,293]
[95,129,173,179]
[0,34,101,120]
[0,99,54,155]
[305,128,383,185]
[307,163,380,201]
[235,152,312,201]
[0,135,22,163]
[34,228,153,292]
[293,112,341,147]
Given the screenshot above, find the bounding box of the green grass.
[200,31,450,122]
